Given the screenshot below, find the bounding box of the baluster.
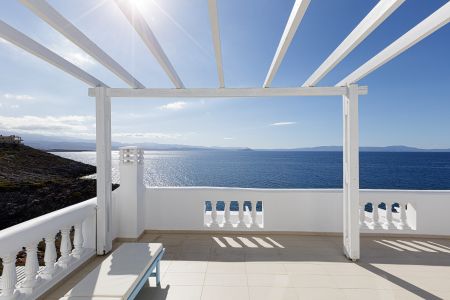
[238,201,245,227]
[251,200,258,227]
[359,204,366,227]
[42,234,57,279]
[224,200,231,227]
[58,227,72,268]
[0,253,17,298]
[21,242,39,292]
[211,200,217,226]
[385,201,393,229]
[372,202,381,229]
[398,203,407,229]
[72,223,84,259]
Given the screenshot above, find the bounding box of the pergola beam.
[303,0,404,87]
[0,20,106,87]
[114,0,185,88]
[19,0,145,88]
[88,86,368,98]
[263,0,310,88]
[336,1,450,87]
[208,0,225,88]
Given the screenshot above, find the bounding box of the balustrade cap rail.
[0,198,96,256]
[147,187,450,193]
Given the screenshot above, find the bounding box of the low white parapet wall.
[142,187,450,236]
[0,198,97,299]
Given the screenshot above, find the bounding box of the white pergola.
[1,0,449,260]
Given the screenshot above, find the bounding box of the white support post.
[95,86,112,255]
[342,84,360,261]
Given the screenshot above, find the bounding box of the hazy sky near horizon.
[0,0,449,149]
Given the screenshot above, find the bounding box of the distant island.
[260,145,450,152]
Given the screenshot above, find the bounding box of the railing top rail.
[146,186,344,193]
[147,187,450,193]
[0,198,96,256]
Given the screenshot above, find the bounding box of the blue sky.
[0,0,449,149]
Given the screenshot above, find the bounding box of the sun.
[126,0,148,10]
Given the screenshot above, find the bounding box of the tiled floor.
[45,233,450,300]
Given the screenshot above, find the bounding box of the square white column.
[95,86,112,255]
[342,84,360,260]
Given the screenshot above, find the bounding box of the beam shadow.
[357,263,442,300]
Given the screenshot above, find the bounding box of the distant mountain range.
[4,132,450,152]
[262,146,450,152]
[16,133,251,152]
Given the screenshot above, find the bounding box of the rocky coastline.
[0,143,117,229]
[0,143,119,273]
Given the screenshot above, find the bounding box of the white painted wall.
[135,187,450,236]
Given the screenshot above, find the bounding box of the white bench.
[61,243,165,300]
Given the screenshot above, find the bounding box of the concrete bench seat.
[60,243,164,300]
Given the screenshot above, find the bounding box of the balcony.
[30,233,450,299]
[1,148,450,299]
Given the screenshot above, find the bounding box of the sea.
[53,151,450,190]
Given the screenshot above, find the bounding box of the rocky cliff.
[0,143,102,230]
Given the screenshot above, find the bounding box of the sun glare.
[127,0,148,11]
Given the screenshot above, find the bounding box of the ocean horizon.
[54,150,450,190]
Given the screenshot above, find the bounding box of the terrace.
[44,233,450,300]
[0,0,449,299]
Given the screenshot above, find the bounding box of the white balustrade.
[359,198,415,232]
[0,198,96,300]
[211,200,218,226]
[202,198,263,229]
[384,202,394,230]
[238,202,245,228]
[144,187,436,234]
[58,227,72,269]
[224,200,231,227]
[0,254,17,299]
[41,234,57,280]
[398,203,407,230]
[72,224,83,259]
[372,202,381,229]
[20,242,39,293]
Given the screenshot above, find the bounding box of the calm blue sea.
[54,151,450,190]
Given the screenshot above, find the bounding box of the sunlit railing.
[142,187,450,235]
[360,199,415,231]
[204,200,264,229]
[0,199,96,300]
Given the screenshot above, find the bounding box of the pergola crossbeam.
[20,0,145,88]
[0,20,106,87]
[263,0,310,88]
[208,0,225,88]
[302,0,404,87]
[336,1,450,87]
[114,0,185,88]
[88,86,368,98]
